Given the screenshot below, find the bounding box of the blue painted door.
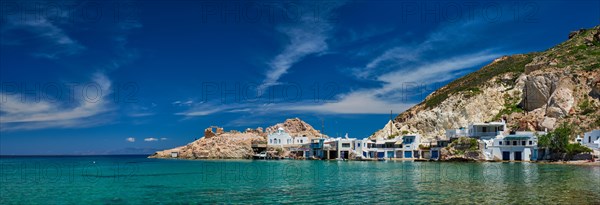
[514,151,522,161]
[431,151,439,159]
[404,151,412,158]
[377,152,384,158]
[502,151,510,160]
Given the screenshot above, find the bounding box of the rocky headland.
[149,118,326,159]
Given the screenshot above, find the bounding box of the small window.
[513,141,517,146]
[529,141,532,145]
[499,141,502,145]
[522,141,526,146]
[357,143,360,147]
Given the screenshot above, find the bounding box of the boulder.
[591,76,600,99]
[546,78,575,118]
[521,75,556,111]
[539,117,557,130]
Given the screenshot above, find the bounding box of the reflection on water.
[1,156,599,204]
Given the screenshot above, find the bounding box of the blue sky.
[1,0,598,155]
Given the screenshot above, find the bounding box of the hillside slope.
[375,25,600,142]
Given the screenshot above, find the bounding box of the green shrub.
[565,143,593,159]
[583,63,599,71]
[579,98,596,115]
[538,123,574,155]
[493,103,524,121]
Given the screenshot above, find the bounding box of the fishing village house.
[487,131,544,161]
[582,130,600,157]
[335,134,355,160]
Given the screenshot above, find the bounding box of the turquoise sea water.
[1,155,599,204]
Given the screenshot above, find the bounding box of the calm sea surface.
[1,155,599,204]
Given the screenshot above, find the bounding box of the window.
[522,141,526,146]
[499,141,502,145]
[357,143,360,147]
[513,141,517,146]
[342,143,351,148]
[482,127,487,132]
[529,141,532,145]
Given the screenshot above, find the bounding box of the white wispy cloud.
[175,102,261,118]
[175,8,507,117]
[1,8,85,59]
[258,2,345,92]
[144,137,158,142]
[283,91,414,114]
[0,72,114,131]
[126,137,136,142]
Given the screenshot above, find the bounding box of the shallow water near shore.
[1,155,599,204]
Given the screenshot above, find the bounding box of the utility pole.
[390,110,393,138]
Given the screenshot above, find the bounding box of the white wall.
[584,130,600,149]
[267,129,293,145]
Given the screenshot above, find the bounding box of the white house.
[294,135,309,145]
[267,127,294,145]
[353,138,369,159]
[582,130,600,158]
[583,130,600,150]
[336,135,355,159]
[400,134,421,159]
[357,134,421,160]
[467,121,507,139]
[487,131,542,161]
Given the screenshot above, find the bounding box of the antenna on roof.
[390,110,393,137]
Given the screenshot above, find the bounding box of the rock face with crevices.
[371,25,600,142]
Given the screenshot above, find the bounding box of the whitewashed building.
[487,131,542,161]
[353,134,422,160]
[583,130,600,150]
[267,128,293,145]
[353,138,370,159]
[467,121,507,139]
[336,135,355,159]
[583,130,600,157]
[400,134,422,159]
[294,135,309,145]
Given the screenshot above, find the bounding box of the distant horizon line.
[0,154,151,157]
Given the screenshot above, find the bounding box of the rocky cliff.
[149,118,325,159]
[374,25,600,142]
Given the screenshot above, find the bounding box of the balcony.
[469,131,502,138]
